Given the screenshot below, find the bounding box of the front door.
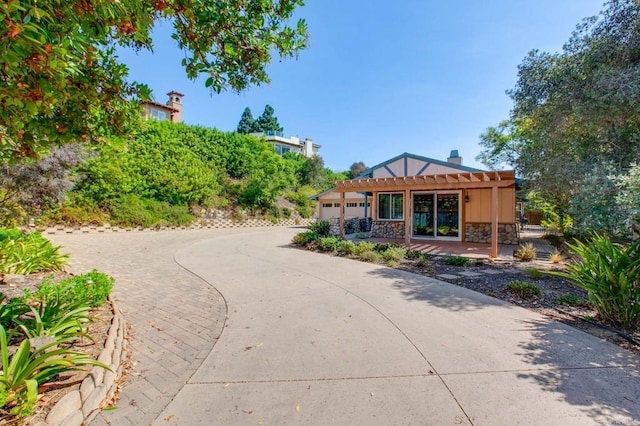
[412,192,461,240]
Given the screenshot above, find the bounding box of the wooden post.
[491,185,498,259]
[404,189,411,248]
[340,192,345,239]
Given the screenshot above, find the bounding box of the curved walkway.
[50,228,640,425]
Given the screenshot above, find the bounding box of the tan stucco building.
[141,91,184,123]
[314,151,518,258]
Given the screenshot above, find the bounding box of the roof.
[311,152,498,200]
[141,100,178,112]
[356,152,483,179]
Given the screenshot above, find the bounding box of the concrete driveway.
[50,227,640,425]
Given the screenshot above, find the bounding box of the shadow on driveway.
[365,266,506,312]
[515,318,640,423]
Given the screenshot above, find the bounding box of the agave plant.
[0,326,109,418]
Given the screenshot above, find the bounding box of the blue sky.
[117,1,606,172]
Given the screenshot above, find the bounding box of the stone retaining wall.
[464,223,518,245]
[43,298,126,426]
[370,220,405,239]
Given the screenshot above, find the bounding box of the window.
[378,193,404,220]
[358,202,371,207]
[274,143,292,156]
[322,203,333,208]
[346,202,358,208]
[333,203,340,208]
[150,109,167,120]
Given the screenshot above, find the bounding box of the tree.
[299,155,325,187]
[0,144,87,224]
[477,0,640,235]
[0,0,308,161]
[348,161,368,178]
[255,104,283,133]
[237,107,256,134]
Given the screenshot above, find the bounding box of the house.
[251,131,321,158]
[141,91,184,123]
[314,151,518,258]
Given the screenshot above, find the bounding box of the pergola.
[333,170,516,258]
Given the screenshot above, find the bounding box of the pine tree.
[256,105,283,133]
[237,107,256,133]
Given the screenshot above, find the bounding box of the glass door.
[436,193,460,238]
[412,194,434,237]
[412,192,461,240]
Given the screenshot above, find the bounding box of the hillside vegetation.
[1,120,347,228]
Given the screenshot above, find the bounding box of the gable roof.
[311,152,485,200]
[356,152,483,179]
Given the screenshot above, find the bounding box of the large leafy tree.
[255,104,283,133]
[477,0,640,234]
[0,0,308,161]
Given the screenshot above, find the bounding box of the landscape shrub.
[443,256,470,266]
[553,234,640,330]
[550,249,563,264]
[106,195,194,228]
[295,205,313,219]
[0,325,108,419]
[0,230,68,274]
[358,250,382,263]
[337,240,356,256]
[15,301,91,340]
[0,295,29,338]
[353,242,376,257]
[43,198,109,225]
[0,270,114,419]
[309,219,331,237]
[405,249,426,260]
[292,231,318,246]
[318,236,340,252]
[33,270,114,308]
[505,281,541,299]
[373,243,399,253]
[382,246,406,263]
[515,243,537,262]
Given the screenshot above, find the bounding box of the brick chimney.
[166,91,184,123]
[447,149,462,166]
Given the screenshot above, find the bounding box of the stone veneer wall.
[370,220,405,239]
[327,217,372,236]
[464,223,518,245]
